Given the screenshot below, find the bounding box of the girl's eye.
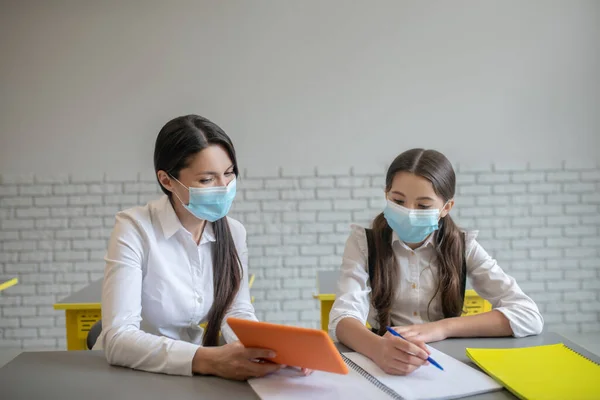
[199,178,213,184]
[394,200,404,205]
[418,204,431,209]
[224,172,234,177]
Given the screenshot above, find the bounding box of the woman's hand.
[193,341,282,380]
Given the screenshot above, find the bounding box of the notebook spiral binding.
[563,344,600,366]
[341,354,405,400]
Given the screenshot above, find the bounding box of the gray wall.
[1,0,599,174]
[1,163,599,349]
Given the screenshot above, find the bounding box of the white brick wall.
[1,161,600,349]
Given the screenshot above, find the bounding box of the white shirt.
[329,225,544,341]
[94,195,257,376]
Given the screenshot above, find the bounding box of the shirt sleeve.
[466,231,544,337]
[98,212,200,376]
[220,220,258,343]
[328,225,372,342]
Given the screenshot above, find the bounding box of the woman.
[330,149,543,375]
[95,115,282,380]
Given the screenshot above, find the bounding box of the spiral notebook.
[248,346,501,400]
[466,343,600,400]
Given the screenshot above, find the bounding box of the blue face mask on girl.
[171,176,237,222]
[383,199,447,244]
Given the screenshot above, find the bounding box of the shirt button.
[413,311,418,316]
[412,283,417,289]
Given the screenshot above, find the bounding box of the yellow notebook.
[466,343,600,400]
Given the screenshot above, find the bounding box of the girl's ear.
[440,199,454,218]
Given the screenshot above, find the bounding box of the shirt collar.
[157,196,182,239]
[392,230,437,251]
[156,195,216,244]
[199,222,216,245]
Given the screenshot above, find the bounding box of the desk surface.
[54,275,256,307]
[317,270,339,294]
[2,332,596,400]
[54,279,102,308]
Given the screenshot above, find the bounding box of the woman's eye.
[224,172,234,177]
[394,200,404,205]
[418,204,431,209]
[199,179,213,184]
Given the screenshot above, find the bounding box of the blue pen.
[385,327,444,371]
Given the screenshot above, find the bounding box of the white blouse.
[94,195,257,376]
[329,225,544,341]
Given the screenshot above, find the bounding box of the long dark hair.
[371,148,464,335]
[154,114,242,346]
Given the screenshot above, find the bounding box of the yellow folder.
[466,343,600,400]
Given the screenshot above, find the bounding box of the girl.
[329,149,543,376]
[95,115,283,380]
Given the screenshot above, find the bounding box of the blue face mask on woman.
[171,176,237,222]
[383,199,446,243]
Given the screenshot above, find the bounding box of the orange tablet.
[227,317,348,375]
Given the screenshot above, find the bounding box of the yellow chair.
[248,273,256,303]
[314,293,336,332]
[54,280,102,351]
[462,289,493,316]
[0,277,18,292]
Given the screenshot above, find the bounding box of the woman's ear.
[157,171,174,193]
[440,199,455,218]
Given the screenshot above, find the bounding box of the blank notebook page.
[344,347,502,400]
[248,367,390,400]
